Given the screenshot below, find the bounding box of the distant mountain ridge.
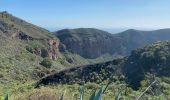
[55,28,123,58]
[55,28,170,59]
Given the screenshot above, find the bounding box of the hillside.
[0,12,117,95]
[123,40,170,89]
[0,11,67,94]
[55,28,170,59]
[1,11,170,99]
[55,28,123,59]
[38,40,170,91]
[36,58,123,86]
[117,29,170,54]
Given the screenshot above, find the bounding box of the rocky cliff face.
[26,39,60,60]
[55,28,170,59]
[47,39,59,60]
[55,28,124,59]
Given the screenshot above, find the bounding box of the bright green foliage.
[0,96,4,100]
[4,94,8,100]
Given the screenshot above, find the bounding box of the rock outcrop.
[47,39,59,60]
[27,39,60,60]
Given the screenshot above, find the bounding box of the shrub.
[0,74,4,78]
[40,58,52,68]
[26,46,34,53]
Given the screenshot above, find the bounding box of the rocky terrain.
[55,28,170,59]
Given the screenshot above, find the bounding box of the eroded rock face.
[55,28,123,59]
[47,39,59,60]
[29,39,60,60]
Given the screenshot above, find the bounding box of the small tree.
[40,58,52,68]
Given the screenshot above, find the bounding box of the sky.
[1,0,170,32]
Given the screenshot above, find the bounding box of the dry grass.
[15,86,74,100]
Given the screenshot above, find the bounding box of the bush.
[40,58,52,68]
[26,46,34,53]
[0,73,4,78]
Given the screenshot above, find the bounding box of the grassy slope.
[0,12,66,95]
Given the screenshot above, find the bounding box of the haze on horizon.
[1,0,170,32]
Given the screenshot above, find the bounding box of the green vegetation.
[0,12,66,95]
[2,11,170,100]
[37,40,170,99]
[40,58,53,68]
[2,78,170,100]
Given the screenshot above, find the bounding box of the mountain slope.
[55,28,170,59]
[55,28,123,59]
[0,11,65,94]
[0,11,54,39]
[116,29,170,54]
[123,40,170,89]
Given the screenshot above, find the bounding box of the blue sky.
[1,0,170,31]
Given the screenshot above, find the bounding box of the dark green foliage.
[40,58,52,68]
[26,46,34,53]
[4,94,8,100]
[123,41,170,89]
[37,59,123,86]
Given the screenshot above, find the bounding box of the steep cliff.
[55,28,124,59]
[55,28,170,59]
